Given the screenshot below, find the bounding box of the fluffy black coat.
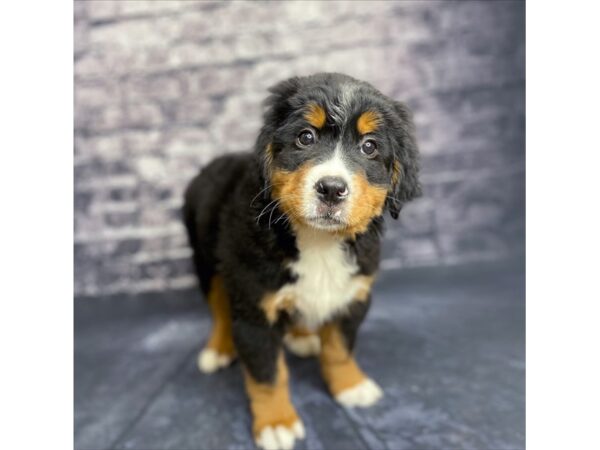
[183,73,421,383]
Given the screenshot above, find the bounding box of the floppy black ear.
[386,101,422,219]
[254,77,301,198]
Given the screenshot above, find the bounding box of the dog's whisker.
[255,198,280,222]
[249,181,291,207]
[249,184,273,206]
[267,199,281,229]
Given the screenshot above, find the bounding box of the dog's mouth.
[305,216,346,230]
[304,205,347,230]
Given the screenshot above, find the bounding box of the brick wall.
[74,1,525,296]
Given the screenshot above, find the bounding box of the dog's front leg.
[233,316,305,450]
[319,298,383,408]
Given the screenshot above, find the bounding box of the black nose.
[315,176,349,205]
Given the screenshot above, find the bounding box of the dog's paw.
[255,420,305,450]
[335,378,383,408]
[197,348,234,373]
[283,333,321,357]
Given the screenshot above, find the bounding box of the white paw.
[335,378,383,408]
[283,334,321,357]
[197,348,233,373]
[255,421,305,450]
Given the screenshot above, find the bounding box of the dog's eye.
[297,130,315,147]
[361,140,378,158]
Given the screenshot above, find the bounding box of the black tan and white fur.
[183,73,421,450]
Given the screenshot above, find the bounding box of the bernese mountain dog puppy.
[183,73,421,450]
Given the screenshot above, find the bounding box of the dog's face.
[256,73,421,236]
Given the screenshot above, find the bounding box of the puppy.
[183,73,421,450]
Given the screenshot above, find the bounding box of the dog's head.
[255,73,421,236]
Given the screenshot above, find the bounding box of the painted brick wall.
[74,1,525,296]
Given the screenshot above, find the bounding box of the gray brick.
[84,1,120,22]
[74,0,87,22]
[125,102,165,128]
[122,130,164,155]
[75,79,121,108]
[117,1,194,18]
[76,104,126,133]
[123,74,181,102]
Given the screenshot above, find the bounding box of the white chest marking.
[281,228,366,328]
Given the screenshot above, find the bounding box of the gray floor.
[75,258,525,450]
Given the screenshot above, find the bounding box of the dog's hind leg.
[197,275,237,373]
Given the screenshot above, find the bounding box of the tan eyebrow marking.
[304,103,326,129]
[356,110,381,135]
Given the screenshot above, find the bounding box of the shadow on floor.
[75,258,525,450]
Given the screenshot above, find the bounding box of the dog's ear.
[255,77,301,199]
[386,101,422,219]
[261,77,301,130]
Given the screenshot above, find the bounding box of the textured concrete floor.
[75,258,525,450]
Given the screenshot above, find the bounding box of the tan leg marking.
[260,291,296,325]
[205,275,235,354]
[284,325,321,357]
[318,323,367,396]
[319,322,384,407]
[288,325,314,338]
[244,354,304,442]
[198,275,235,373]
[353,275,375,302]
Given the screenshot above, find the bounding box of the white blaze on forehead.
[328,83,359,129]
[340,83,358,110]
[304,82,361,196]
